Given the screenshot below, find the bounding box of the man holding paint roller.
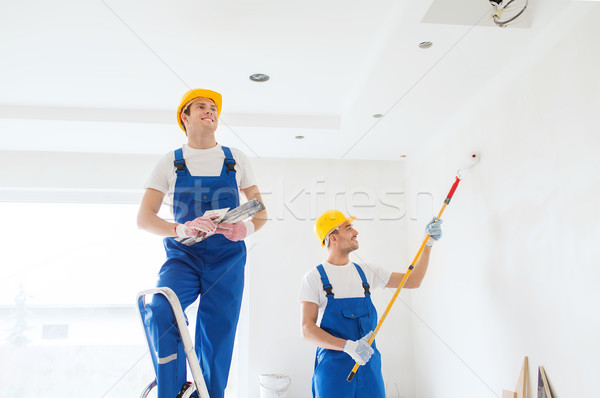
[137,88,267,398]
[299,210,442,397]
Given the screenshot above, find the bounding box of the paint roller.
[457,152,481,177]
[346,152,481,382]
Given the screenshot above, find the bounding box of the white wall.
[402,7,600,398]
[1,151,420,397]
[0,151,160,203]
[243,158,416,397]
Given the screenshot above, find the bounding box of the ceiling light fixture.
[372,114,384,118]
[295,135,304,140]
[418,41,433,49]
[249,73,270,82]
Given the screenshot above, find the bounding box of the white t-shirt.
[144,144,257,210]
[298,261,392,320]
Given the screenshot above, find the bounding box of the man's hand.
[215,221,254,241]
[343,331,374,365]
[175,215,217,238]
[425,218,443,247]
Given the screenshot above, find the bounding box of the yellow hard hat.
[314,210,356,247]
[177,88,223,132]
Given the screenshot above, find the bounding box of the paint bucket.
[258,374,291,398]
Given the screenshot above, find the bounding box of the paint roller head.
[463,152,481,169]
[457,152,480,177]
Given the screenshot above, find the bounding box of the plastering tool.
[176,198,265,246]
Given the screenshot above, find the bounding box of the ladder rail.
[137,287,210,398]
[139,379,157,398]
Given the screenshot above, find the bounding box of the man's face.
[182,98,219,132]
[331,221,359,253]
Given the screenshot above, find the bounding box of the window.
[0,202,241,397]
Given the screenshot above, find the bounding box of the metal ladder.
[137,287,210,398]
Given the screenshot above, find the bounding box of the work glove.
[425,217,443,247]
[215,221,255,241]
[175,215,217,238]
[343,331,374,366]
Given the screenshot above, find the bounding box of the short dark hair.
[325,229,339,248]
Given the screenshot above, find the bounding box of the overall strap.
[220,146,237,176]
[353,263,371,295]
[173,148,187,176]
[316,264,334,297]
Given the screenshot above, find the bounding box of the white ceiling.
[0,0,583,159]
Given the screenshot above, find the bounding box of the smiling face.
[181,97,219,134]
[329,220,359,254]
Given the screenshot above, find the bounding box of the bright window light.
[0,202,165,306]
[0,201,240,397]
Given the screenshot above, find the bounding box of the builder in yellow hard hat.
[137,88,267,398]
[299,210,443,397]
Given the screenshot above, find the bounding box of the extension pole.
[347,176,462,382]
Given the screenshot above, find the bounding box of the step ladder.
[137,287,210,398]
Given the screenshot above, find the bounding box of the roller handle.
[347,369,357,382]
[444,176,461,204]
[346,174,463,382]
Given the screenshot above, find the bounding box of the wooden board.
[537,366,553,398]
[516,356,529,398]
[503,390,517,398]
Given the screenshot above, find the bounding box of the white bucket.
[258,374,291,398]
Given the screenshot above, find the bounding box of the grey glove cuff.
[426,236,435,247]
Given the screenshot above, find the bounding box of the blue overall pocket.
[341,308,371,337]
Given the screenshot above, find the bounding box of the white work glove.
[343,331,374,366]
[425,217,443,247]
[215,220,254,242]
[175,215,217,238]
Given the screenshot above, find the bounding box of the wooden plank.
[503,390,517,398]
[516,356,529,398]
[537,366,553,398]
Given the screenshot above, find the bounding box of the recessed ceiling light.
[400,154,408,158]
[418,41,433,49]
[295,135,304,140]
[249,73,270,82]
[372,113,384,118]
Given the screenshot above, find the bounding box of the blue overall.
[312,263,386,398]
[149,146,246,398]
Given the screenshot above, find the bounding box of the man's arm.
[137,188,178,237]
[386,217,442,289]
[301,301,346,351]
[241,184,268,232]
[385,246,431,289]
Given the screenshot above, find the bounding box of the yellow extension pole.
[347,176,462,382]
